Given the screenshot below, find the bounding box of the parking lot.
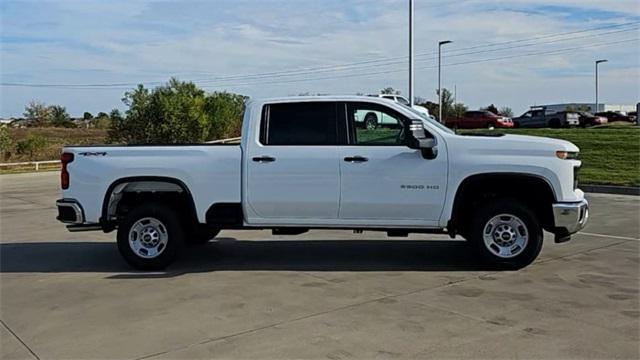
[1,172,638,359]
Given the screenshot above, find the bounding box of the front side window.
[348,102,406,145]
[261,102,337,145]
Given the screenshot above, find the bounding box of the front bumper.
[56,199,84,224]
[552,199,589,242]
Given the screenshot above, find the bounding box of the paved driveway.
[1,172,638,359]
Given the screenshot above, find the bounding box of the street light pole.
[438,40,452,123]
[409,0,414,106]
[595,59,607,113]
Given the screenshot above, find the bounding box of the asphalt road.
[1,172,638,359]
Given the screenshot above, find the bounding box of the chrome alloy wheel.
[128,217,169,259]
[483,214,529,258]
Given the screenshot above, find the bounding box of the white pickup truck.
[56,96,588,270]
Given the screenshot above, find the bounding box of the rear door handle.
[344,156,368,163]
[252,156,276,163]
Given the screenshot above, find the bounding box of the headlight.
[556,151,579,160]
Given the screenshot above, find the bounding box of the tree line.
[108,78,245,144]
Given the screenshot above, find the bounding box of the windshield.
[405,106,455,134]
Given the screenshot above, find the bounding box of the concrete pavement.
[1,172,638,359]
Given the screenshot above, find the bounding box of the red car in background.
[577,112,607,127]
[446,110,514,129]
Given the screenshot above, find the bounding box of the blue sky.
[1,0,639,117]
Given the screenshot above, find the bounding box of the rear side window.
[261,102,338,145]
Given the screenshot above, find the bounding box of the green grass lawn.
[464,126,640,187]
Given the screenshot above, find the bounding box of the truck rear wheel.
[117,203,184,270]
[469,199,543,270]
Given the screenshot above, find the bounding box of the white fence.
[0,137,242,172]
[0,160,60,171]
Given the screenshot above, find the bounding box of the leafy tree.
[380,87,400,95]
[49,105,75,128]
[23,100,50,126]
[83,112,94,120]
[499,106,514,117]
[451,103,468,118]
[89,110,118,129]
[435,88,454,120]
[482,104,499,115]
[203,92,246,140]
[109,79,204,143]
[16,134,47,160]
[108,78,246,144]
[417,100,439,117]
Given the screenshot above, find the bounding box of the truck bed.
[63,145,242,223]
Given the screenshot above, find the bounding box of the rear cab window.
[260,102,344,145]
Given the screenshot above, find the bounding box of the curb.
[582,184,640,196]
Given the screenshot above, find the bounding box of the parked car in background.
[577,112,607,127]
[596,111,634,123]
[357,94,436,128]
[513,107,580,128]
[377,94,437,121]
[445,110,513,129]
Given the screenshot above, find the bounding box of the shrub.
[15,134,48,160]
[109,78,245,144]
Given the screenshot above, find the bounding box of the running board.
[67,224,102,232]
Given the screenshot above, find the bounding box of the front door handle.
[344,156,368,163]
[252,156,276,163]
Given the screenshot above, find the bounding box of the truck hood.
[453,133,579,154]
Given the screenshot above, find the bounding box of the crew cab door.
[337,102,447,225]
[245,102,341,222]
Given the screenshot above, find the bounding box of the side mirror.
[405,119,438,159]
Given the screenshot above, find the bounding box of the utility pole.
[438,40,452,122]
[595,59,607,113]
[409,0,414,106]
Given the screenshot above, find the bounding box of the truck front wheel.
[469,199,543,270]
[117,203,184,270]
[364,113,378,130]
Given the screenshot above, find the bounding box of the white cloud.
[1,0,638,116]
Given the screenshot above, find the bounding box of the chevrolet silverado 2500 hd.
[56,96,588,270]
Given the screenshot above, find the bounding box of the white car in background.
[355,94,435,129]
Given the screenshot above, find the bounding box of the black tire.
[468,199,543,270]
[117,203,185,270]
[487,122,495,129]
[364,113,378,130]
[513,121,520,128]
[548,119,561,128]
[187,228,221,245]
